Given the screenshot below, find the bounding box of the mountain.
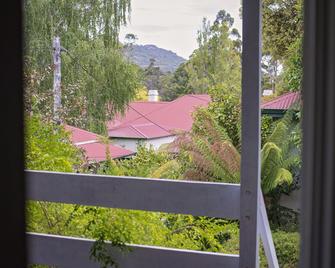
[125,44,186,73]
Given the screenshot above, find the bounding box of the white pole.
[53,36,61,123]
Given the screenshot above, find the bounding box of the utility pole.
[53,36,62,123]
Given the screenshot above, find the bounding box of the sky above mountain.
[120,0,242,59]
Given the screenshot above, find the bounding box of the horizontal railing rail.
[27,232,239,268]
[26,170,278,268]
[26,170,241,267]
[26,170,241,219]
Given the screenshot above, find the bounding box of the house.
[261,92,301,118]
[107,94,211,151]
[64,125,135,162]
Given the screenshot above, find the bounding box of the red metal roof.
[107,94,211,139]
[64,125,98,143]
[77,142,134,161]
[107,101,169,129]
[261,92,300,110]
[64,125,134,161]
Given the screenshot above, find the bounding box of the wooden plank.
[27,233,239,268]
[258,194,279,268]
[26,170,240,219]
[240,0,262,267]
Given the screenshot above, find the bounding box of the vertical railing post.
[240,0,262,267]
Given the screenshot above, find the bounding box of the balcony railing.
[26,170,278,268]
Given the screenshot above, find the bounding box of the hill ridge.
[125,44,186,73]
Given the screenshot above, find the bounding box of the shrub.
[261,231,300,268]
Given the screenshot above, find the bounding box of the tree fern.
[261,142,293,194]
[173,108,240,183]
[261,108,301,193]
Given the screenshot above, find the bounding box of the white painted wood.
[27,233,239,268]
[26,170,241,219]
[258,194,279,268]
[240,0,262,267]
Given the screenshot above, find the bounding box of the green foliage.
[261,231,300,268]
[144,59,163,93]
[263,0,303,61]
[261,142,293,194]
[24,0,140,133]
[185,12,241,94]
[262,0,303,93]
[261,110,301,194]
[119,145,172,177]
[281,38,303,92]
[261,115,275,146]
[151,160,182,179]
[208,91,241,149]
[160,64,192,101]
[25,116,82,172]
[163,216,240,254]
[161,10,241,99]
[173,108,240,183]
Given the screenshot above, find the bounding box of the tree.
[262,0,303,93]
[161,10,241,99]
[160,63,192,101]
[144,58,163,94]
[185,11,241,94]
[263,0,303,61]
[124,33,138,47]
[280,37,303,92]
[262,54,280,93]
[24,0,140,133]
[25,116,82,172]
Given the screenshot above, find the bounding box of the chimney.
[148,90,159,102]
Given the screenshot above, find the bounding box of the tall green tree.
[24,0,140,133]
[185,10,241,94]
[262,0,303,93]
[144,58,163,93]
[161,10,241,100]
[280,37,303,92]
[263,0,303,61]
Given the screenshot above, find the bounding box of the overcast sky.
[120,0,242,59]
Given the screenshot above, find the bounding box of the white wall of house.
[111,135,176,152]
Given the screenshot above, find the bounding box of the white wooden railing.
[26,170,278,268]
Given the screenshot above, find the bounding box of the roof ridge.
[65,124,102,141]
[132,101,169,104]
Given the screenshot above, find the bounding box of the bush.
[261,231,300,268]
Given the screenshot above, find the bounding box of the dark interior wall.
[0,1,26,267]
[301,0,335,267]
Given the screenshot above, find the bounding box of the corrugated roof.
[77,142,134,161]
[65,125,98,143]
[107,101,169,129]
[261,92,300,110]
[107,94,211,139]
[64,125,134,161]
